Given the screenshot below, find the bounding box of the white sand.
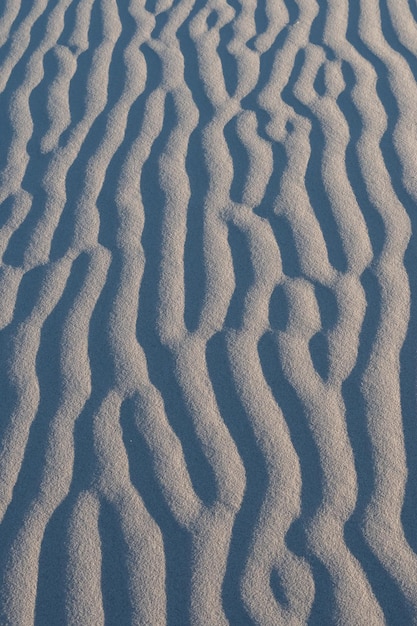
[0,0,416,624]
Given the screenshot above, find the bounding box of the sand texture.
[0,0,417,624]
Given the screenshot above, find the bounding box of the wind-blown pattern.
[0,0,417,624]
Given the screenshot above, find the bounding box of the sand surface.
[1,0,417,624]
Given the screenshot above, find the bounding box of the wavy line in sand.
[0,0,417,623]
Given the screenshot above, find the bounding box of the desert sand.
[0,0,417,624]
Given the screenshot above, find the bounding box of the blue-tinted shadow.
[120,397,192,626]
[138,93,217,506]
[206,332,268,625]
[225,222,254,329]
[281,48,348,273]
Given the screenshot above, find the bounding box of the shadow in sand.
[98,499,132,626]
[206,331,268,625]
[138,92,217,506]
[281,48,348,273]
[120,398,193,626]
[224,222,254,329]
[346,4,417,617]
[343,269,412,624]
[178,2,213,333]
[258,331,334,623]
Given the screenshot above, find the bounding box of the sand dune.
[0,0,417,623]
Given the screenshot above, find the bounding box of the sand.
[0,0,416,624]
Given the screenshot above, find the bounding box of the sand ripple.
[0,0,416,624]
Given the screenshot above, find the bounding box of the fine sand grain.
[0,0,417,624]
